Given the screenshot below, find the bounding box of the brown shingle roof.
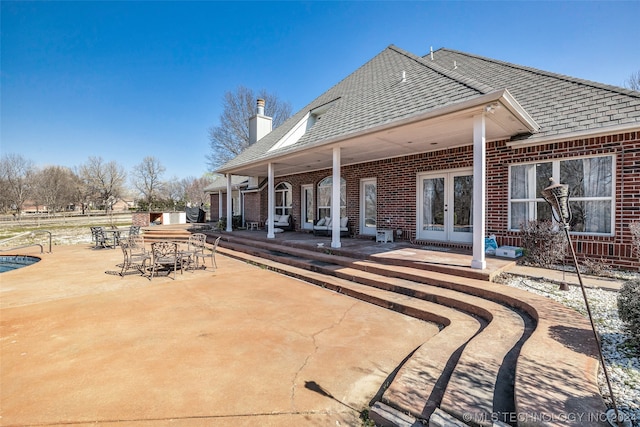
[218,45,640,172]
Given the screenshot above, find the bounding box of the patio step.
[217,231,513,281]
[212,233,607,427]
[141,226,192,242]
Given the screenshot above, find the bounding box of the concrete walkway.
[507,264,624,291]
[0,245,438,426]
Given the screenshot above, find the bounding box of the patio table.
[103,229,125,248]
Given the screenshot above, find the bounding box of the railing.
[0,230,52,253]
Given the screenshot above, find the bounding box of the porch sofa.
[268,214,293,231]
[313,217,350,237]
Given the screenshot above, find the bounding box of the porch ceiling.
[225,93,536,178]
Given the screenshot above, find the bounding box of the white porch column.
[267,162,275,239]
[331,147,342,249]
[218,190,223,221]
[226,174,233,232]
[471,114,487,269]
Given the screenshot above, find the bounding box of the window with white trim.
[275,182,292,216]
[509,155,614,234]
[317,177,346,220]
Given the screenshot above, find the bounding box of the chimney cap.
[256,98,265,116]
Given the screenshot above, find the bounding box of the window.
[317,177,346,220]
[509,155,614,234]
[275,182,292,216]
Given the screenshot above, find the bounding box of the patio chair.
[149,241,182,280]
[183,233,207,271]
[91,227,114,249]
[90,226,102,247]
[128,235,147,258]
[119,237,150,277]
[129,225,141,236]
[195,236,221,270]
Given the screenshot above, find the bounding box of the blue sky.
[2,1,639,180]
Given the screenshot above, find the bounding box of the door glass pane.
[453,175,473,233]
[364,182,376,229]
[305,188,313,224]
[423,178,444,231]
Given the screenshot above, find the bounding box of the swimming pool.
[0,255,40,273]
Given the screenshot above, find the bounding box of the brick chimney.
[249,98,272,144]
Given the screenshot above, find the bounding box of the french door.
[301,185,314,230]
[417,170,473,243]
[360,178,377,236]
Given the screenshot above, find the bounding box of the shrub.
[519,220,566,268]
[581,257,613,277]
[618,278,640,345]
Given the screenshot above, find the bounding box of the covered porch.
[217,90,538,271]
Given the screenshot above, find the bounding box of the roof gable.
[428,48,640,141]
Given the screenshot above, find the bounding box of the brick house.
[210,45,640,270]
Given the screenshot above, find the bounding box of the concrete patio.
[0,244,437,426]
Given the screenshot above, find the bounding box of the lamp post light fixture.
[541,178,629,427]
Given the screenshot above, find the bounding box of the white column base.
[471,259,486,270]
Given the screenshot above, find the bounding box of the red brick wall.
[243,192,262,224]
[208,193,227,222]
[132,212,150,227]
[278,146,475,238]
[487,131,640,270]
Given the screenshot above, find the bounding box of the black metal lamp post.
[541,179,629,427]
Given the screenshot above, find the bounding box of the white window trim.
[274,182,292,216]
[508,154,615,236]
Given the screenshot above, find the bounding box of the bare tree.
[625,70,640,91]
[77,156,127,212]
[163,177,184,210]
[32,166,80,215]
[0,153,35,216]
[131,156,165,211]
[183,176,212,207]
[207,86,292,170]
